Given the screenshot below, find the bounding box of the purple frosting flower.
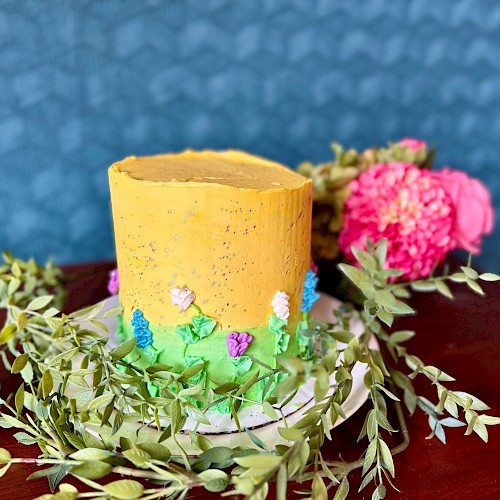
[108,268,119,295]
[227,331,253,358]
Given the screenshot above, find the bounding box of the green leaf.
[189,431,213,452]
[478,415,500,426]
[182,405,208,426]
[359,467,377,492]
[48,464,71,492]
[262,401,279,420]
[245,428,269,451]
[123,448,151,468]
[42,370,54,399]
[0,448,11,464]
[0,324,17,344]
[276,464,288,500]
[379,438,394,477]
[11,354,29,374]
[362,440,377,476]
[110,338,136,360]
[461,266,479,280]
[70,461,113,480]
[199,469,229,492]
[102,480,144,499]
[375,383,400,402]
[466,279,484,295]
[452,391,490,411]
[27,295,53,311]
[88,394,115,411]
[333,476,350,500]
[170,399,182,434]
[14,384,25,414]
[278,427,303,442]
[435,281,453,299]
[352,247,377,272]
[376,309,393,327]
[312,473,328,500]
[330,330,355,344]
[191,314,217,339]
[479,273,500,281]
[338,264,373,298]
[13,431,38,445]
[136,442,171,461]
[214,382,240,394]
[69,448,114,461]
[0,463,11,478]
[388,330,415,345]
[199,447,234,464]
[372,484,387,500]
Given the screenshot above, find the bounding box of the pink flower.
[339,163,455,280]
[433,168,493,254]
[398,138,427,152]
[107,268,119,295]
[170,285,195,312]
[227,331,253,358]
[271,291,290,320]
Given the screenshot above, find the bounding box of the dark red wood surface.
[1,260,499,499]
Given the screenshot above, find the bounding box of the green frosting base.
[120,316,298,404]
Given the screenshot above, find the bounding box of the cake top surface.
[111,150,309,190]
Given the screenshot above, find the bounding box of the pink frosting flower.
[107,268,119,295]
[170,285,195,312]
[271,291,290,320]
[398,138,428,152]
[432,168,493,254]
[339,163,455,280]
[227,331,253,358]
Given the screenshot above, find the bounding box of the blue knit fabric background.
[0,0,498,271]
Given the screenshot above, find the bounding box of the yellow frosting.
[109,150,312,330]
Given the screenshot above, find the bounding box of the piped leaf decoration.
[268,314,287,335]
[184,356,206,385]
[176,323,198,345]
[230,355,253,378]
[192,314,217,339]
[268,314,290,355]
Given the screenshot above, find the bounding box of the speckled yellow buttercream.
[109,150,312,330]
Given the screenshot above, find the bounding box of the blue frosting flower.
[301,269,320,313]
[131,309,153,348]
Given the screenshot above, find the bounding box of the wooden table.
[1,260,499,499]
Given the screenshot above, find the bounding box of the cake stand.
[82,292,377,455]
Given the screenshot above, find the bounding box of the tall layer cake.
[109,150,312,405]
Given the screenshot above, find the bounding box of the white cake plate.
[82,292,377,454]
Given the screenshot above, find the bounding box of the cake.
[109,150,313,409]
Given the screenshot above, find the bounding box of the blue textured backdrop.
[0,0,499,271]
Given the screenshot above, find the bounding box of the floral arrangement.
[298,139,494,280]
[0,244,499,500]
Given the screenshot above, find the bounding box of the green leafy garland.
[0,241,499,500]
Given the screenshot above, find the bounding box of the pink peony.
[432,168,493,254]
[398,138,427,152]
[339,163,455,280]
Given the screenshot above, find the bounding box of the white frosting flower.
[170,285,195,312]
[272,291,290,320]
